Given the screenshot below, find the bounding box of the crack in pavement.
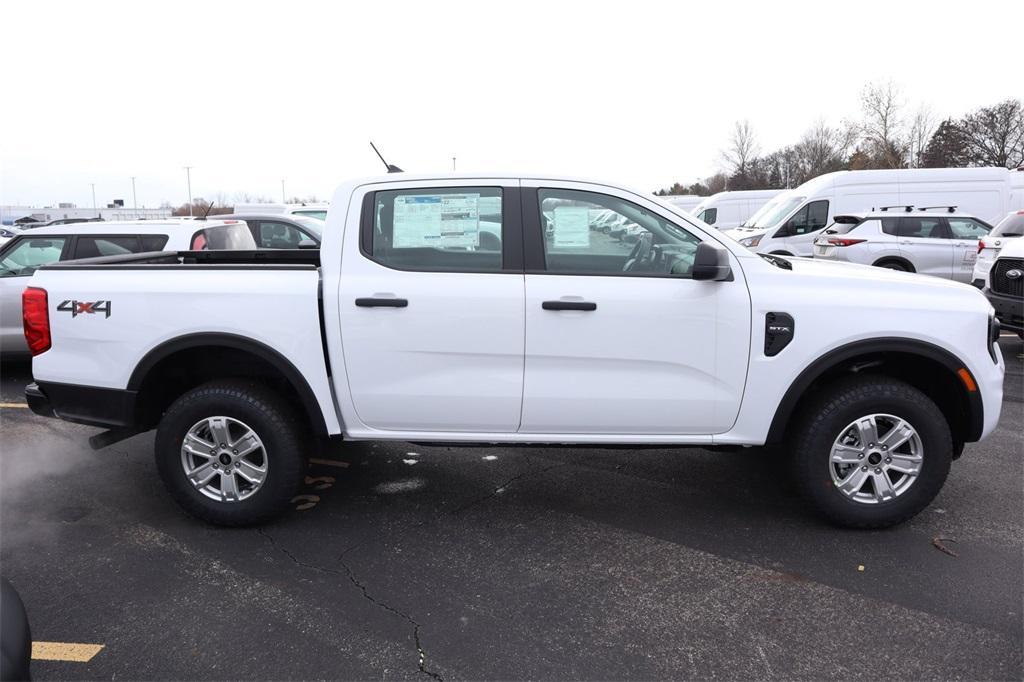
[257,528,444,681]
[452,463,567,514]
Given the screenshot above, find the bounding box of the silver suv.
[813,207,991,282]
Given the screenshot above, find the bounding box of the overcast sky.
[1,0,1020,208]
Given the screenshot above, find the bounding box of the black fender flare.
[765,337,983,445]
[127,332,328,434]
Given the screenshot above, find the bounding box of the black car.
[215,214,323,249]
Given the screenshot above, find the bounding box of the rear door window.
[366,187,505,272]
[898,217,949,239]
[73,236,140,259]
[256,221,305,249]
[140,235,169,251]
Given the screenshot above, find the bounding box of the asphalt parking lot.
[1,338,1022,681]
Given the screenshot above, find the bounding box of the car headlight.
[739,235,763,248]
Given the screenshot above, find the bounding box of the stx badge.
[57,300,112,318]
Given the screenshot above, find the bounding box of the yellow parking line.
[309,458,350,469]
[0,402,28,408]
[31,641,104,662]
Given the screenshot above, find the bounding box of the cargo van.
[691,189,783,229]
[659,194,703,213]
[724,167,1024,257]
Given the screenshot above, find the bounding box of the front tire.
[791,376,952,528]
[155,380,307,526]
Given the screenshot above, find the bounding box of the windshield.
[292,216,324,238]
[992,212,1024,238]
[742,194,806,229]
[293,209,328,220]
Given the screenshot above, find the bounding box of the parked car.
[215,213,324,249]
[23,173,1003,530]
[984,236,1024,339]
[232,202,330,221]
[0,226,21,246]
[812,208,992,282]
[691,189,783,229]
[0,219,256,354]
[726,167,1024,257]
[973,210,1024,288]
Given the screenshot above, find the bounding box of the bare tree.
[959,99,1024,168]
[908,105,938,168]
[859,81,908,168]
[720,120,759,176]
[792,119,856,181]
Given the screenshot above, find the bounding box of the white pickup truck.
[23,173,1005,528]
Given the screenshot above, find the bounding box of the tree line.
[656,83,1023,196]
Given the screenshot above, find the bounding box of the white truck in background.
[22,173,1004,529]
[691,189,783,229]
[233,202,330,221]
[726,167,1024,256]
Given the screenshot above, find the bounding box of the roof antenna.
[370,141,403,173]
[201,201,215,220]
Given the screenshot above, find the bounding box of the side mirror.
[691,241,733,281]
[297,239,319,250]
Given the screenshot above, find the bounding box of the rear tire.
[790,376,952,528]
[875,260,911,272]
[155,380,307,526]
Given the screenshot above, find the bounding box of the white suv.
[0,219,256,354]
[812,208,992,282]
[973,210,1024,287]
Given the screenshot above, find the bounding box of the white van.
[233,202,331,221]
[691,189,783,229]
[659,194,703,213]
[724,167,1024,257]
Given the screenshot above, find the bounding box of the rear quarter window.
[192,224,257,250]
[992,214,1024,238]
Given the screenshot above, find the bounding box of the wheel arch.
[765,338,983,451]
[872,255,915,272]
[128,332,329,435]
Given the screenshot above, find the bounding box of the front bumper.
[25,381,138,428]
[986,289,1024,332]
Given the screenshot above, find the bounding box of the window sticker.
[552,206,590,248]
[393,193,481,248]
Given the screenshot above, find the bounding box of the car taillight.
[978,239,985,254]
[826,238,866,247]
[22,286,51,356]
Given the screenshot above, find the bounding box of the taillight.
[826,238,866,247]
[977,239,985,254]
[22,286,51,356]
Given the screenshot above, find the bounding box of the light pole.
[183,166,193,216]
[281,179,286,203]
[90,183,97,216]
[452,156,456,171]
[130,176,138,213]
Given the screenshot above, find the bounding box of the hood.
[724,227,770,240]
[785,256,979,293]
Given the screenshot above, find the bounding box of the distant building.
[1,203,171,225]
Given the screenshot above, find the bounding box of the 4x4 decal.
[57,300,112,318]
